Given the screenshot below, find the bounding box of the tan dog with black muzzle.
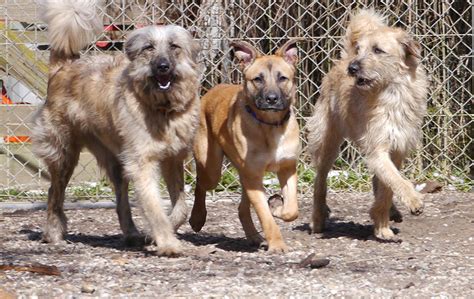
[189,40,301,252]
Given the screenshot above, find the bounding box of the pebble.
[0,192,472,297]
[81,284,96,294]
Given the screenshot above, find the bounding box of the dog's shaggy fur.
[34,0,201,255]
[307,9,428,240]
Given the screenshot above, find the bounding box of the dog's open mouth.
[156,74,173,91]
[256,106,286,112]
[356,77,372,86]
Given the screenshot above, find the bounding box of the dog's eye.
[278,75,288,82]
[170,44,181,50]
[143,44,154,51]
[373,47,385,54]
[253,77,263,84]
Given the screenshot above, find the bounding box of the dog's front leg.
[160,157,188,231]
[127,160,181,256]
[366,150,424,216]
[240,175,288,253]
[272,162,299,221]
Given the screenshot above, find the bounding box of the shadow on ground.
[293,218,400,242]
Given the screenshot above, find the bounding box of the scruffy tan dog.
[33,0,200,255]
[307,10,428,240]
[189,41,301,252]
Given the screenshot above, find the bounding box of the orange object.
[3,136,31,143]
[1,83,12,104]
[2,94,12,104]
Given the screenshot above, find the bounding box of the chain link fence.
[0,0,472,201]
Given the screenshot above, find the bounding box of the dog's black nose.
[348,61,361,75]
[266,93,279,105]
[156,59,170,73]
[158,63,169,72]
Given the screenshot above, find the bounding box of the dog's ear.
[231,41,260,70]
[190,40,201,64]
[124,31,141,61]
[276,40,298,66]
[401,36,421,59]
[398,30,422,69]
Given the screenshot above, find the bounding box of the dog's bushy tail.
[38,0,102,64]
[341,9,387,58]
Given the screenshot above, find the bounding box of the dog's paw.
[267,241,289,253]
[268,194,298,222]
[311,221,325,234]
[42,228,66,244]
[156,239,183,257]
[311,204,330,233]
[268,194,283,219]
[311,217,326,234]
[189,209,207,232]
[247,233,265,246]
[389,205,404,223]
[374,227,395,240]
[124,233,149,247]
[41,235,67,246]
[408,193,424,216]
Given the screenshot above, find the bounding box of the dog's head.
[231,40,298,112]
[124,25,200,92]
[342,9,422,90]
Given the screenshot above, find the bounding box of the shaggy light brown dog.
[34,0,201,255]
[307,9,428,240]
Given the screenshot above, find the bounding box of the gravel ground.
[1,191,473,297]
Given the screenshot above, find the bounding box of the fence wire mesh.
[0,0,472,201]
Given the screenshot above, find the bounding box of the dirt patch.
[1,192,473,297]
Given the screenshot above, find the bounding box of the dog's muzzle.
[255,92,287,111]
[348,60,373,87]
[152,58,174,91]
[348,61,361,76]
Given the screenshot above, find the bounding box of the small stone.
[298,253,330,269]
[309,258,330,269]
[81,284,96,294]
[404,282,415,289]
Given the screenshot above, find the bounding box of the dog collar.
[245,105,291,127]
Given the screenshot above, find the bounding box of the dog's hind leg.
[366,150,424,216]
[113,176,142,245]
[108,165,142,245]
[43,145,80,244]
[388,153,404,223]
[311,145,341,233]
[161,157,188,231]
[87,142,141,245]
[307,109,343,233]
[370,175,396,240]
[373,174,403,224]
[106,161,141,245]
[239,192,264,246]
[189,123,224,232]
